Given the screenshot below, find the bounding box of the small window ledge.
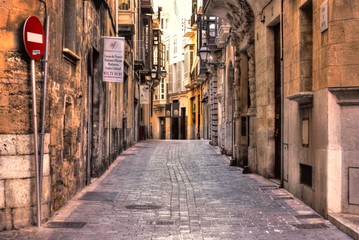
[287,92,313,108]
[63,48,81,64]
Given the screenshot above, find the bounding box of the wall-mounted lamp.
[150,67,157,79]
[149,66,167,80]
[160,66,167,78]
[146,66,167,87]
[199,44,225,69]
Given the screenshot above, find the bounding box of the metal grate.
[45,221,87,229]
[125,204,162,210]
[80,192,118,201]
[274,196,294,200]
[260,185,278,190]
[149,220,175,225]
[295,214,321,219]
[292,223,328,229]
[121,153,136,156]
[205,164,220,167]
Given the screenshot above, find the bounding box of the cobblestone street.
[0,140,352,240]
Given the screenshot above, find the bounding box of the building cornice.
[329,87,359,106]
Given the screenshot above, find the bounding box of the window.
[191,98,195,124]
[300,1,313,92]
[209,23,216,37]
[119,0,130,10]
[173,36,177,55]
[176,62,181,91]
[173,63,177,92]
[63,0,80,63]
[63,0,76,51]
[160,78,165,100]
[302,118,309,147]
[300,164,313,187]
[184,45,194,85]
[168,65,173,93]
[153,44,158,65]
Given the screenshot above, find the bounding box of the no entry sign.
[23,16,45,60]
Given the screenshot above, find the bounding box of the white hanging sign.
[102,36,125,82]
[140,84,150,104]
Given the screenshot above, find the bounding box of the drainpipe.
[86,49,93,185]
[109,90,112,162]
[280,0,284,188]
[38,0,48,227]
[116,0,118,36]
[39,15,49,220]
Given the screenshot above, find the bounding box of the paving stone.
[0,140,353,239]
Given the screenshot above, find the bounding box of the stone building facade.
[0,0,140,230]
[202,0,359,225]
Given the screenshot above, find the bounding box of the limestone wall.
[0,0,130,231]
[0,134,50,230]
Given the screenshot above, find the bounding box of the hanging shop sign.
[102,36,125,82]
[172,102,179,117]
[140,84,150,104]
[165,104,171,118]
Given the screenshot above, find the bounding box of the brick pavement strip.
[0,140,352,240]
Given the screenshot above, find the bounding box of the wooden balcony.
[118,8,135,38]
[141,0,153,14]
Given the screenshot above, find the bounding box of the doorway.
[171,118,179,139]
[274,23,282,179]
[181,107,187,139]
[159,117,166,139]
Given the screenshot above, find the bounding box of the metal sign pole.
[23,15,44,227]
[31,59,41,227]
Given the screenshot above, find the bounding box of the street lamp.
[160,66,167,78]
[150,67,157,79]
[199,45,211,64]
[146,66,167,87]
[149,66,166,80]
[199,44,225,69]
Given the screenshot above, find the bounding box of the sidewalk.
[329,213,359,240]
[0,140,354,240]
[212,144,359,240]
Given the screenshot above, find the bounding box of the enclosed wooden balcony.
[118,0,135,37]
[141,0,153,14]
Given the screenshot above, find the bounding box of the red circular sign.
[23,16,45,60]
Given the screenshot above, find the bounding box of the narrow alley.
[0,140,351,240]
